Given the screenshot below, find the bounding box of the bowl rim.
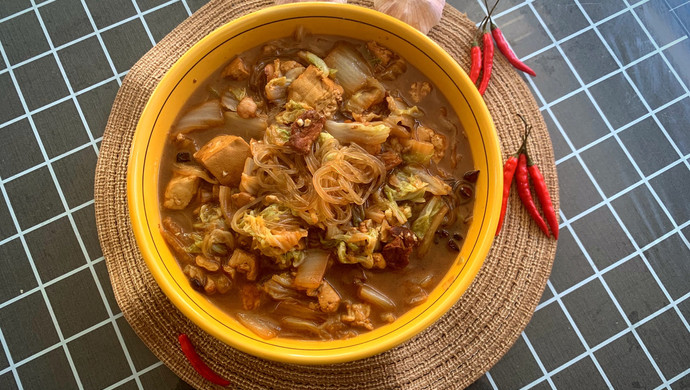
[127,2,502,365]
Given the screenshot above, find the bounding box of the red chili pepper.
[178,334,230,387]
[496,130,529,236]
[516,153,549,237]
[469,39,482,84]
[478,28,494,96]
[528,161,559,239]
[491,22,536,77]
[496,155,517,236]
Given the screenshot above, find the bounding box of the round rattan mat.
[94,1,559,388]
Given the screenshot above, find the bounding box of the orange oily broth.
[158,34,475,338]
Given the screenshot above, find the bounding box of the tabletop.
[0,0,688,389]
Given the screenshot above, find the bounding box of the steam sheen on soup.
[158,30,476,341]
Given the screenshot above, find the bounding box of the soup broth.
[158,31,476,340]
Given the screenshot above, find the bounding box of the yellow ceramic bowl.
[128,2,502,365]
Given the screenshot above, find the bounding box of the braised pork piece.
[159,31,476,340]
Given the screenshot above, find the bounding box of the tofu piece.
[227,248,258,281]
[288,65,343,118]
[163,174,199,210]
[317,281,341,313]
[221,57,250,80]
[194,135,251,187]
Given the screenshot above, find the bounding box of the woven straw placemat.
[94,1,558,388]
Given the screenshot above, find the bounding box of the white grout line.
[670,0,690,10]
[524,290,690,390]
[28,4,143,387]
[520,333,557,389]
[659,367,690,390]
[0,256,105,312]
[544,280,614,388]
[0,199,95,248]
[180,0,193,16]
[485,371,500,390]
[552,90,688,166]
[534,215,690,314]
[0,39,86,390]
[0,328,23,390]
[0,0,179,82]
[0,311,125,377]
[29,1,100,158]
[566,0,690,342]
[78,0,123,87]
[130,0,159,45]
[551,155,689,232]
[0,0,56,24]
[530,0,690,344]
[663,0,690,37]
[101,361,165,390]
[520,1,690,386]
[0,72,125,131]
[1,139,103,184]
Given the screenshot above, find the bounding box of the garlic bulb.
[274,0,346,4]
[373,0,445,35]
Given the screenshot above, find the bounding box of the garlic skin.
[274,0,347,4]
[373,0,445,35]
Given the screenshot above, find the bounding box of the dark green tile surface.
[39,0,93,47]
[562,279,627,346]
[560,29,618,84]
[589,72,647,130]
[16,348,78,390]
[0,118,43,178]
[101,19,153,73]
[115,317,158,371]
[0,11,49,65]
[644,234,690,300]
[523,47,580,103]
[14,55,69,110]
[83,0,137,29]
[45,269,109,338]
[595,333,662,389]
[143,1,188,42]
[32,100,89,158]
[4,167,63,230]
[619,117,680,176]
[0,239,37,305]
[76,80,120,139]
[611,185,674,248]
[580,137,641,197]
[552,357,609,390]
[524,302,586,371]
[58,36,113,91]
[0,73,25,124]
[72,203,102,261]
[0,291,60,362]
[604,256,669,323]
[68,324,133,390]
[555,157,602,217]
[489,336,544,389]
[532,0,588,41]
[549,228,594,292]
[649,164,690,225]
[52,147,97,208]
[637,309,690,379]
[24,216,86,282]
[599,11,656,65]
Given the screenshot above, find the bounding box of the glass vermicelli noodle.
[158,29,478,340]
